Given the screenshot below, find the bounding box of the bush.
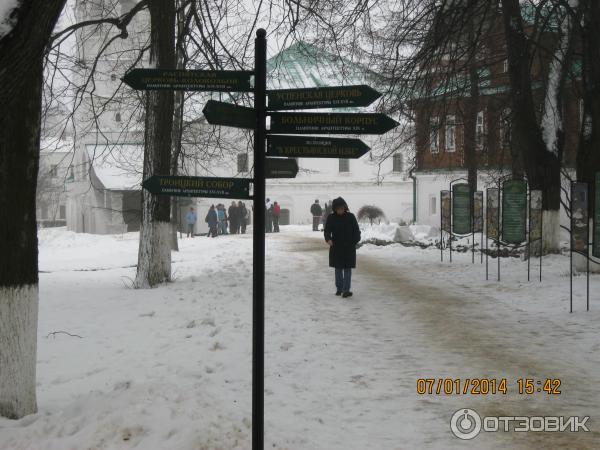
[357,205,386,225]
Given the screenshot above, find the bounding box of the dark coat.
[310,203,323,216]
[324,211,361,269]
[205,209,218,227]
[228,205,239,223]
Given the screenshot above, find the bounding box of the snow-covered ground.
[1,225,599,449]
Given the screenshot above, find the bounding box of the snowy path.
[264,232,600,449]
[0,227,598,449]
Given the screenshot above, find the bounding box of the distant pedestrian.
[310,199,323,231]
[217,204,228,235]
[205,205,218,238]
[266,198,273,233]
[228,201,239,234]
[185,207,197,238]
[239,201,248,234]
[273,201,281,232]
[324,197,361,298]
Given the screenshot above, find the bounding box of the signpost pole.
[528,191,531,282]
[253,28,266,450]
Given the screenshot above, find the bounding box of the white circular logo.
[450,408,482,440]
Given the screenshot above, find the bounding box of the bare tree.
[0,0,67,420]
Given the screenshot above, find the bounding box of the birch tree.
[134,0,175,287]
[0,0,67,420]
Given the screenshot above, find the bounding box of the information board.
[502,180,527,244]
[441,190,451,233]
[452,184,471,235]
[486,188,500,240]
[530,190,543,242]
[473,191,483,233]
[571,182,589,254]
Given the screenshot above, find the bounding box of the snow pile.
[359,222,401,242]
[360,223,439,246]
[0,0,18,39]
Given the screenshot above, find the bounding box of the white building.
[54,2,413,234]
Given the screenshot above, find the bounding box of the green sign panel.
[203,100,255,129]
[265,158,299,179]
[266,135,370,159]
[267,85,381,110]
[122,69,254,92]
[595,173,600,258]
[142,175,251,199]
[452,184,471,235]
[502,180,527,244]
[269,112,399,135]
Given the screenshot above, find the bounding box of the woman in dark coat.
[205,205,218,238]
[324,197,361,298]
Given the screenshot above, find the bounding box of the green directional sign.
[122,69,254,92]
[502,179,527,244]
[269,112,399,135]
[142,175,251,199]
[267,85,381,110]
[266,135,370,159]
[203,100,255,129]
[594,172,600,258]
[452,183,471,235]
[265,158,299,179]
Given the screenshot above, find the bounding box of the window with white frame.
[339,158,350,173]
[476,110,485,150]
[429,195,437,215]
[430,117,439,153]
[393,153,403,173]
[503,59,509,73]
[445,115,456,152]
[237,153,248,172]
[59,205,66,220]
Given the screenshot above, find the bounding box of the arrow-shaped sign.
[267,135,370,159]
[267,85,381,110]
[122,69,254,92]
[266,158,299,179]
[142,175,252,199]
[203,100,255,129]
[269,112,399,135]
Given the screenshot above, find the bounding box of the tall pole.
[253,28,267,450]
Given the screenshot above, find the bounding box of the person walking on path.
[185,207,197,238]
[238,201,248,234]
[324,197,361,298]
[228,201,239,234]
[205,205,218,238]
[310,199,323,231]
[273,201,281,232]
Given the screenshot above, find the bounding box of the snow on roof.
[86,143,143,191]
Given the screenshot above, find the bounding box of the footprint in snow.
[280,342,293,351]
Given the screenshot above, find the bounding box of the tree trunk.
[577,1,600,192]
[464,48,479,193]
[501,0,562,253]
[0,0,66,419]
[135,0,176,288]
